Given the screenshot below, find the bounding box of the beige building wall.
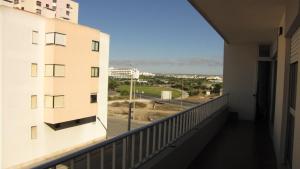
[44,19,101,124]
[223,44,258,120]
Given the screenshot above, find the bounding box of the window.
[91,67,99,77]
[53,0,57,2]
[90,93,97,103]
[36,1,41,6]
[46,32,66,46]
[31,95,37,109]
[32,31,39,44]
[45,64,65,77]
[92,40,100,52]
[14,0,19,4]
[45,95,64,108]
[46,4,49,8]
[31,126,37,139]
[36,9,41,14]
[66,10,70,16]
[21,7,24,10]
[31,63,37,77]
[66,3,70,8]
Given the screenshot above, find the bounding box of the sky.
[76,0,224,75]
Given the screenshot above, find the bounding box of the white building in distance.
[109,67,140,79]
[140,72,156,77]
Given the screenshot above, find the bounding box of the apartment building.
[0,0,109,168]
[0,0,78,23]
[108,67,140,79]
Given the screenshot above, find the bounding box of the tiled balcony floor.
[187,121,277,169]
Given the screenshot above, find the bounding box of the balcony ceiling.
[189,0,285,44]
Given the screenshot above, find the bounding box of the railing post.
[158,123,162,150]
[146,128,150,158]
[100,148,104,169]
[131,134,135,167]
[163,121,167,147]
[122,138,126,169]
[112,143,116,169]
[139,131,143,163]
[152,126,156,154]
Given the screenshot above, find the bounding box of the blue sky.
[77,0,224,75]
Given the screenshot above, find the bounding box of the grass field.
[117,85,182,98]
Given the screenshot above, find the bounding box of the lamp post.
[181,78,183,109]
[128,69,133,131]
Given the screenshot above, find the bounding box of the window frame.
[31,95,37,109]
[45,95,64,108]
[91,67,99,78]
[45,32,66,46]
[90,93,98,103]
[45,64,65,77]
[32,30,39,45]
[31,126,38,140]
[31,63,38,77]
[36,1,41,6]
[36,9,42,14]
[92,40,100,52]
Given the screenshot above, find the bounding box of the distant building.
[207,76,223,83]
[161,91,172,100]
[140,72,156,77]
[1,0,79,23]
[109,67,140,79]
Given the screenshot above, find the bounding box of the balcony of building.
[27,94,278,169]
[24,0,300,168]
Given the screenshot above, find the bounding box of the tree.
[212,83,223,93]
[108,79,120,91]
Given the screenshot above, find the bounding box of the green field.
[117,85,182,98]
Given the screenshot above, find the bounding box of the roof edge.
[188,0,230,44]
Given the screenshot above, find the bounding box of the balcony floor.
[187,121,277,169]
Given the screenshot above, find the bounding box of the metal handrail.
[31,94,229,169]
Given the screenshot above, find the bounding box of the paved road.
[107,116,149,138]
[140,94,199,108]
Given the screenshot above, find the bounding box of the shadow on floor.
[187,121,277,169]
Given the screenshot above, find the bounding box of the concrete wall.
[272,14,290,165]
[98,32,110,128]
[0,6,46,168]
[223,44,258,120]
[44,19,101,124]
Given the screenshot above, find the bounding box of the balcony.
[28,95,277,169]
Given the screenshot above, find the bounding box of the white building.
[0,1,109,168]
[109,67,140,79]
[207,76,223,83]
[140,72,156,77]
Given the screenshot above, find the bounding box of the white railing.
[31,94,229,169]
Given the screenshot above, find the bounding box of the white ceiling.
[189,0,285,44]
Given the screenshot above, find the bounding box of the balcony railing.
[31,94,229,169]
